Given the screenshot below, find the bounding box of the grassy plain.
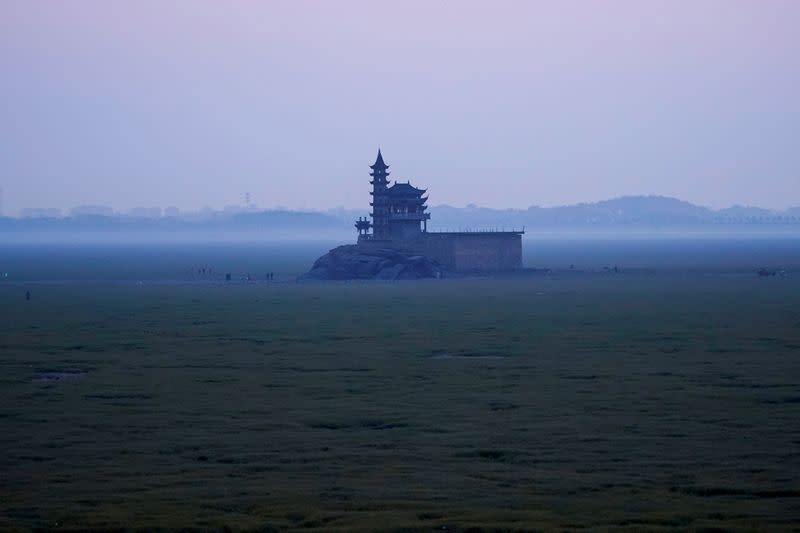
[1,274,799,531]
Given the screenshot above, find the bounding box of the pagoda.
[368,149,390,239]
[361,150,430,241]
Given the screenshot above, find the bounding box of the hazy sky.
[1,1,799,213]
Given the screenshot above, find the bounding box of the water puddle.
[33,369,89,382]
[430,352,507,360]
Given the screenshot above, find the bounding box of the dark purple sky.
[1,0,798,213]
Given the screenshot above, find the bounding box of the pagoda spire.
[369,148,390,186]
[370,149,389,172]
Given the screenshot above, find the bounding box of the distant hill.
[2,196,798,239]
[423,196,799,231]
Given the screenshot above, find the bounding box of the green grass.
[1,275,799,531]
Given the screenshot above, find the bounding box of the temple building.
[365,150,430,240]
[355,150,524,271]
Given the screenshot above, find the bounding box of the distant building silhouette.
[71,205,115,217]
[127,207,162,218]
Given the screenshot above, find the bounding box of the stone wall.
[357,231,523,272]
[420,232,522,271]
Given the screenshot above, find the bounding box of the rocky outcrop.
[299,245,443,280]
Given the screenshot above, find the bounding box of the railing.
[387,212,431,221]
[357,227,526,240]
[426,226,526,234]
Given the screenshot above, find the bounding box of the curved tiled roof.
[386,182,426,196]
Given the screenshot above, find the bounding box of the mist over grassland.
[2,204,799,531]
[1,238,798,283]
